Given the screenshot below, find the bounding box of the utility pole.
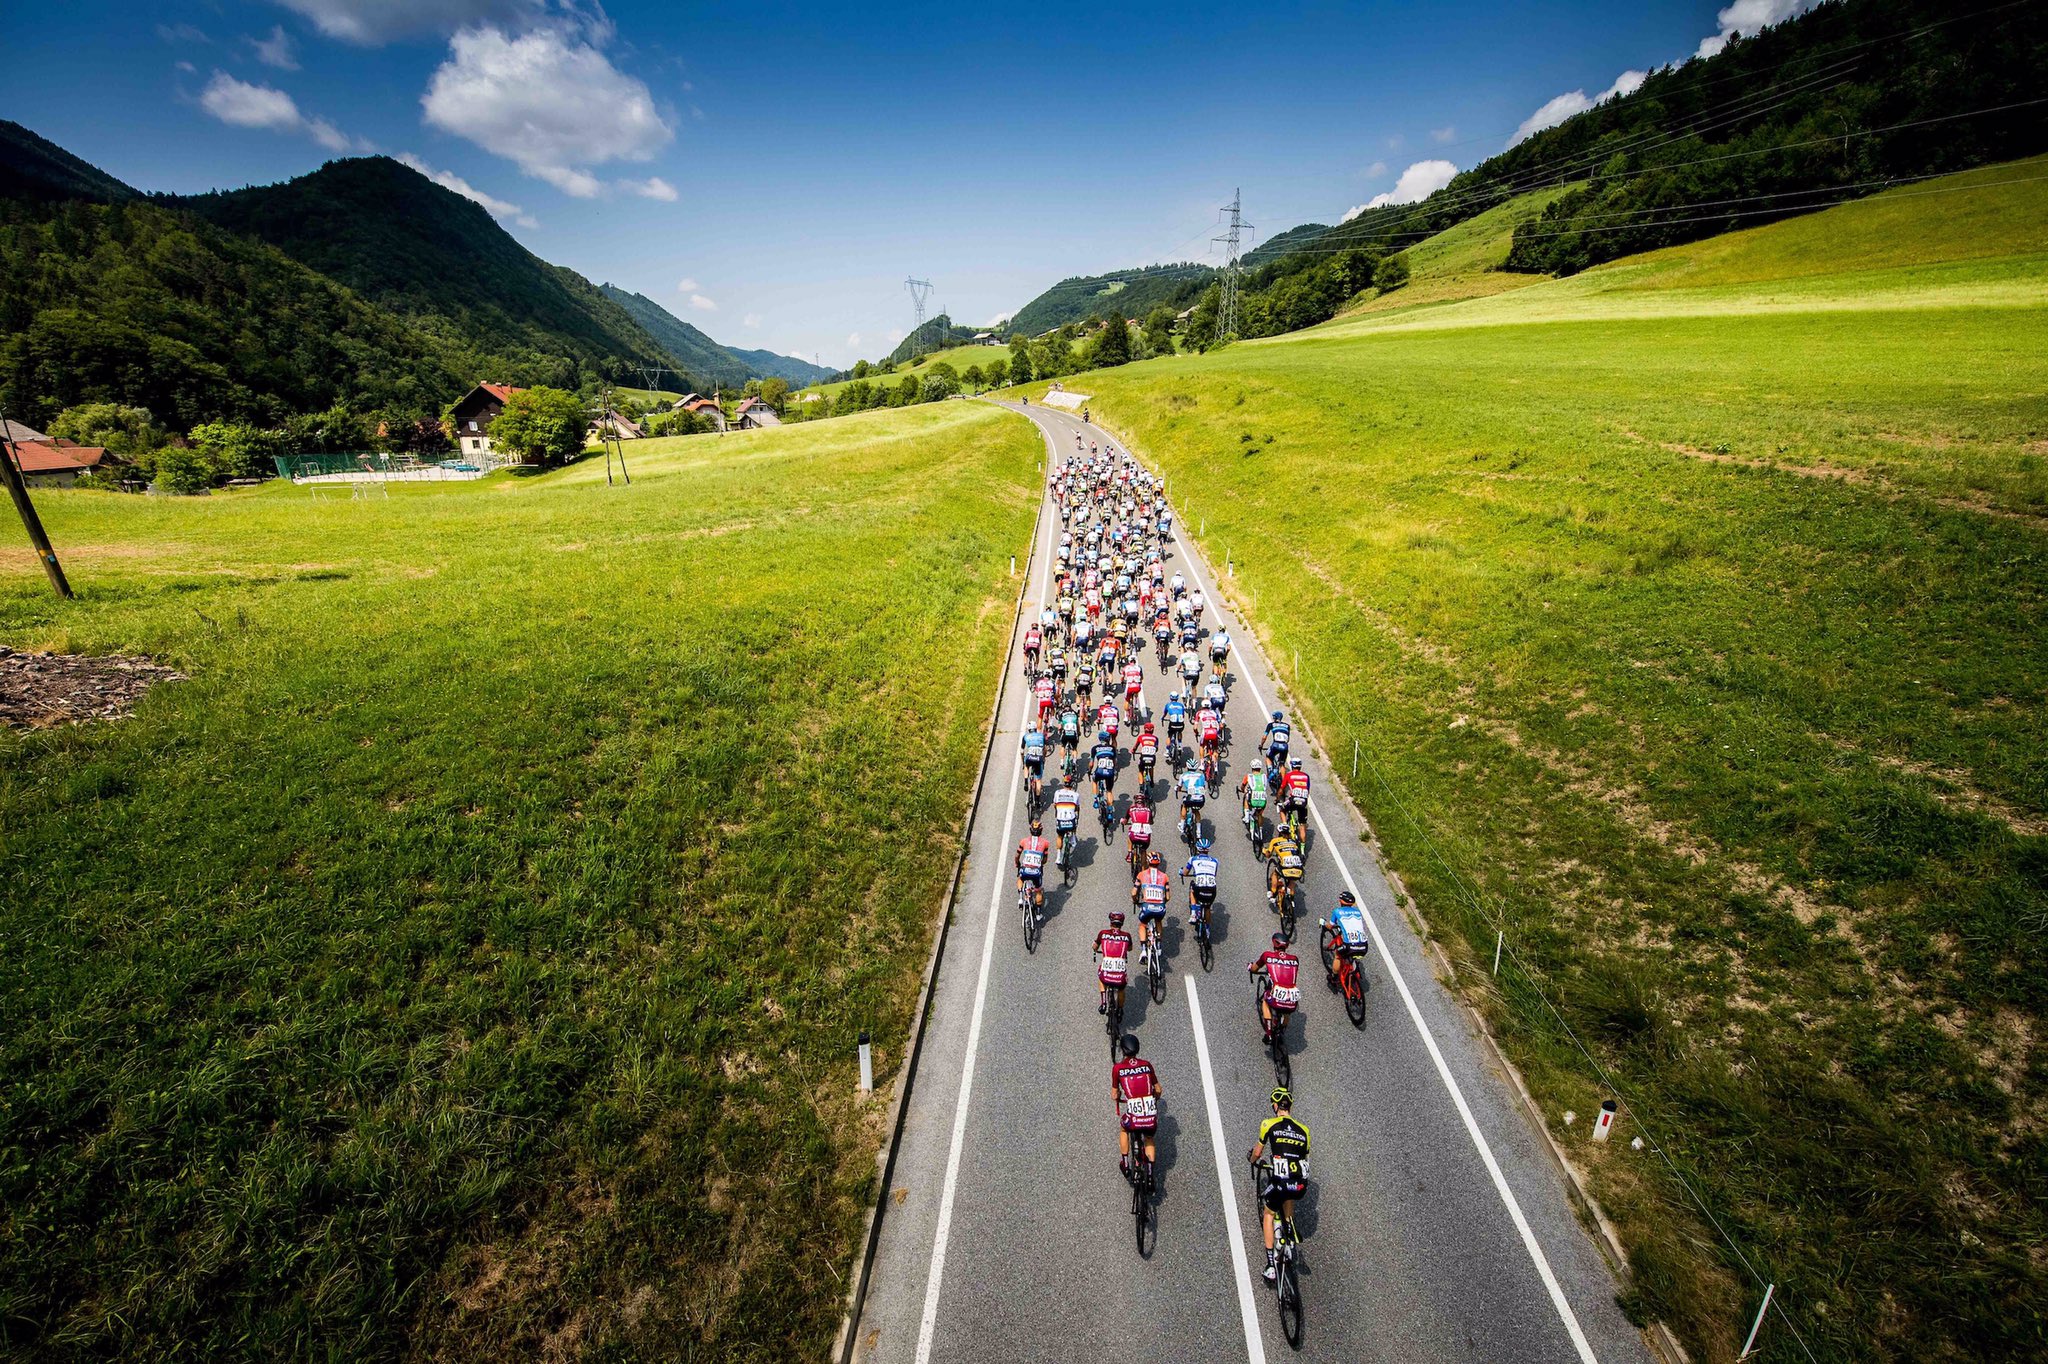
[905,277,934,352]
[0,410,72,599]
[1213,190,1253,343]
[592,385,631,486]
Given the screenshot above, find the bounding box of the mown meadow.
[0,402,1039,1360]
[1040,162,2048,1361]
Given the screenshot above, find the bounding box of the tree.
[851,360,871,380]
[49,402,167,455]
[892,375,921,406]
[1093,310,1131,368]
[153,446,214,495]
[1142,306,1177,357]
[1373,253,1411,291]
[1183,286,1221,351]
[962,364,985,391]
[489,386,586,466]
[921,372,959,402]
[984,357,1009,389]
[1008,339,1034,386]
[188,422,283,480]
[760,376,791,413]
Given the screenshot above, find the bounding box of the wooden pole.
[0,413,73,599]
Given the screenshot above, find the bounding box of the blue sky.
[3,1,1813,368]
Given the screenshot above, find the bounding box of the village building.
[587,411,644,443]
[447,382,525,456]
[9,438,118,488]
[684,396,728,431]
[733,397,782,430]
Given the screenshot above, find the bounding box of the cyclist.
[1052,776,1082,863]
[1074,659,1095,708]
[1162,690,1188,758]
[1090,732,1119,808]
[1240,764,1270,830]
[1033,674,1056,729]
[1177,763,1209,841]
[1179,646,1203,689]
[1263,826,1305,907]
[1201,676,1227,717]
[1279,759,1312,831]
[1263,711,1291,770]
[1095,911,1133,1015]
[1322,890,1372,982]
[1095,697,1121,746]
[1182,837,1219,934]
[1170,571,1186,599]
[1246,1087,1311,1283]
[1208,627,1230,677]
[1023,621,1042,675]
[1133,722,1160,789]
[1122,657,1144,720]
[1197,703,1224,775]
[1047,642,1068,687]
[1113,1032,1160,1184]
[1015,818,1049,911]
[1126,793,1154,876]
[1132,851,1170,952]
[1019,720,1047,805]
[1249,932,1303,1043]
[1057,701,1082,756]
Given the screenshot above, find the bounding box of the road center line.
[1158,442,1601,1364]
[1189,978,1270,1364]
[912,425,1058,1364]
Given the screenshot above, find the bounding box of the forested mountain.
[1007,263,1212,336]
[598,285,831,387]
[883,314,981,366]
[0,120,140,204]
[177,158,681,393]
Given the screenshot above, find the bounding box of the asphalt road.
[851,402,1654,1364]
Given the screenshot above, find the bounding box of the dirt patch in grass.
[0,646,184,728]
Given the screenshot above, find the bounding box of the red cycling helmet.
[1109,911,1126,926]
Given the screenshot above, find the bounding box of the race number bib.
[1122,1094,1157,1119]
[1271,985,1301,1007]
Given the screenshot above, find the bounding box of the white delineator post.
[858,1031,873,1094]
[1737,1283,1775,1360]
[1592,1098,1617,1142]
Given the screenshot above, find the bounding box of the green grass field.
[1031,160,2048,1361]
[1335,183,1582,317]
[0,403,1039,1360]
[801,342,1011,402]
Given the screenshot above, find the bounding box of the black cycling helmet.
[1338,890,1355,905]
[1120,1033,1141,1058]
[1270,1086,1292,1109]
[1029,818,1043,834]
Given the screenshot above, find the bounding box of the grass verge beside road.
[1035,166,2048,1361]
[0,402,1039,1360]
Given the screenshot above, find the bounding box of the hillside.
[1007,262,1212,336]
[882,313,982,367]
[722,344,832,386]
[801,340,1008,401]
[598,285,830,388]
[1333,183,1581,319]
[177,157,682,392]
[0,118,139,204]
[1029,159,2048,1360]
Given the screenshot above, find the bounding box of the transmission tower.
[1212,190,1253,342]
[905,277,934,349]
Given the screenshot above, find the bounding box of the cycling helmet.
[1196,837,1212,852]
[1290,758,1304,769]
[1338,890,1356,905]
[1030,818,1043,834]
[1148,850,1164,867]
[1120,1033,1141,1058]
[1108,910,1126,926]
[1143,722,1155,733]
[1270,1086,1292,1109]
[1272,710,1283,721]
[1271,932,1289,949]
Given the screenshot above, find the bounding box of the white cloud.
[845,331,862,348]
[883,328,905,345]
[249,25,300,69]
[689,293,717,312]
[270,0,543,44]
[157,23,211,44]
[396,152,536,227]
[743,314,761,329]
[175,60,198,73]
[676,277,700,293]
[422,24,673,198]
[198,71,362,152]
[1344,159,1459,218]
[1430,125,1456,144]
[1508,69,1648,147]
[1697,0,1822,58]
[621,175,677,201]
[1384,134,1404,151]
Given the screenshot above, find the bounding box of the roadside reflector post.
[1010,554,1016,576]
[1493,930,1503,976]
[1352,737,1359,780]
[858,1031,873,1094]
[1592,1098,1617,1142]
[1737,1284,1775,1360]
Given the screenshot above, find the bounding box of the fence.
[273,451,502,483]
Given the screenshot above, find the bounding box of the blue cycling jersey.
[1021,731,1046,757]
[1163,700,1187,724]
[1330,905,1369,948]
[1092,747,1117,776]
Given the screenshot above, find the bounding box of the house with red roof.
[734,397,781,430]
[7,437,118,488]
[448,382,527,457]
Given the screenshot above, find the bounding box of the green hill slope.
[1008,263,1212,336]
[722,344,832,386]
[598,284,752,389]
[1032,158,2048,1361]
[177,157,681,392]
[0,118,139,203]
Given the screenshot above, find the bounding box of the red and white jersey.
[1097,702,1121,734]
[1112,1057,1159,1130]
[1096,929,1132,984]
[1253,950,1302,1008]
[1282,769,1312,803]
[1127,805,1154,843]
[1135,731,1159,758]
[1034,676,1056,706]
[1017,836,1049,874]
[1198,711,1223,742]
[1122,661,1143,692]
[1024,625,1041,650]
[1136,868,1170,908]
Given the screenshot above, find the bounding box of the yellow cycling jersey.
[1263,836,1304,876]
[1260,1114,1311,1160]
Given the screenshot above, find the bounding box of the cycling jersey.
[1017,836,1049,879]
[1096,928,1132,985]
[1210,632,1230,658]
[1179,652,1202,678]
[1034,677,1055,706]
[1097,703,1120,733]
[1243,772,1269,810]
[1053,789,1081,830]
[1179,772,1209,805]
[1020,732,1046,770]
[1135,733,1159,760]
[1163,700,1187,729]
[1329,903,1370,952]
[1253,950,1302,1010]
[1128,806,1153,844]
[1258,1115,1312,1196]
[1136,868,1169,915]
[1281,770,1311,807]
[1059,711,1081,741]
[1112,1057,1159,1131]
[1198,714,1222,743]
[1184,853,1219,900]
[1123,663,1143,692]
[1092,745,1118,779]
[1264,835,1304,879]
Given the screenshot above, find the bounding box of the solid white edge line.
[1149,423,1602,1364]
[1189,978,1271,1364]
[911,424,1058,1364]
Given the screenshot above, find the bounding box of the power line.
[1212,190,1252,341]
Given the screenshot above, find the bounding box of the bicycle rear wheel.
[1149,944,1166,1003]
[1278,887,1296,945]
[1277,1255,1303,1347]
[1197,916,1214,972]
[1270,1015,1291,1088]
[1133,1160,1155,1256]
[1345,964,1368,1028]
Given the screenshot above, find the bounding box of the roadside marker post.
[858,1031,873,1094]
[1592,1099,1617,1142]
[1738,1284,1775,1360]
[1493,931,1503,976]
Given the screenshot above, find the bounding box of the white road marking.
[1164,441,1602,1364]
[912,425,1059,1364]
[1189,979,1270,1364]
